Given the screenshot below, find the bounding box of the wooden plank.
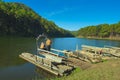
[51,48,70,54]
[104,45,120,50]
[43,53,63,63]
[38,48,59,56]
[82,45,102,51]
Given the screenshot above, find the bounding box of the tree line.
[77,22,120,38]
[0,1,73,37]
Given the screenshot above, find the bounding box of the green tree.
[0,1,73,37]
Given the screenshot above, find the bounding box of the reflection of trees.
[0,37,36,68]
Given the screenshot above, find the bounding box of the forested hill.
[77,22,120,39]
[0,1,73,37]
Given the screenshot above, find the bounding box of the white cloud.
[46,8,73,17]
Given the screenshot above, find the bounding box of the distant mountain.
[70,31,78,36]
[0,1,73,37]
[77,22,120,39]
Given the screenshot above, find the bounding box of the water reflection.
[0,37,36,68]
[0,63,35,80]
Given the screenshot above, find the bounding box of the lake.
[0,37,120,80]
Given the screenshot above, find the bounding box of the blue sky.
[4,0,120,31]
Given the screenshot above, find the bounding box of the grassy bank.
[52,59,120,80]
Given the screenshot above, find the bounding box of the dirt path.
[67,57,92,70]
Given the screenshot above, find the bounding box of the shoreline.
[77,36,120,41]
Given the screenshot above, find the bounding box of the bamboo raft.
[72,45,120,63]
[103,46,120,57]
[19,52,74,76]
[81,45,120,57]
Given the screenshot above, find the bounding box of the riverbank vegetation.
[77,22,120,40]
[53,59,120,80]
[0,0,73,37]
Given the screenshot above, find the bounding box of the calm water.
[0,37,120,80]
